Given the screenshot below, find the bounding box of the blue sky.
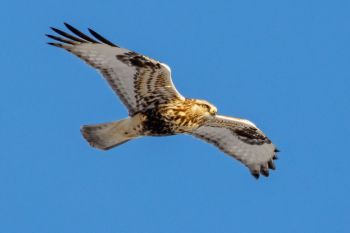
[1,0,349,232]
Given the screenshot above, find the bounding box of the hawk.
[47,23,279,179]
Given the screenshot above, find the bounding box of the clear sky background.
[1,0,349,232]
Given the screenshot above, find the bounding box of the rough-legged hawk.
[47,23,279,179]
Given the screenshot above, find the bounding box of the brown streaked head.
[194,99,217,116]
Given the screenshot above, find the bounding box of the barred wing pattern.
[47,23,184,116]
[192,115,278,178]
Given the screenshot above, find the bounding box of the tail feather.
[81,118,139,150]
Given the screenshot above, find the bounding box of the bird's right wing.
[191,115,279,178]
[47,23,184,116]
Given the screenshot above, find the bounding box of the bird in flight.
[47,23,279,179]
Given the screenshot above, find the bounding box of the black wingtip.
[251,171,260,179]
[63,22,73,29]
[63,22,73,28]
[47,42,62,47]
[275,148,280,153]
[260,169,269,177]
[46,34,75,45]
[50,26,66,36]
[88,28,119,47]
[268,160,276,170]
[50,26,86,43]
[64,22,98,43]
[49,23,117,47]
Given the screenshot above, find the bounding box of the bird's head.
[194,99,217,116]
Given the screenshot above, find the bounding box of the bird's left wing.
[191,115,279,178]
[46,23,184,116]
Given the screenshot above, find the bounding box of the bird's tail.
[80,117,141,150]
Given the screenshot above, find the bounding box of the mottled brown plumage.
[140,98,217,135]
[47,23,279,179]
